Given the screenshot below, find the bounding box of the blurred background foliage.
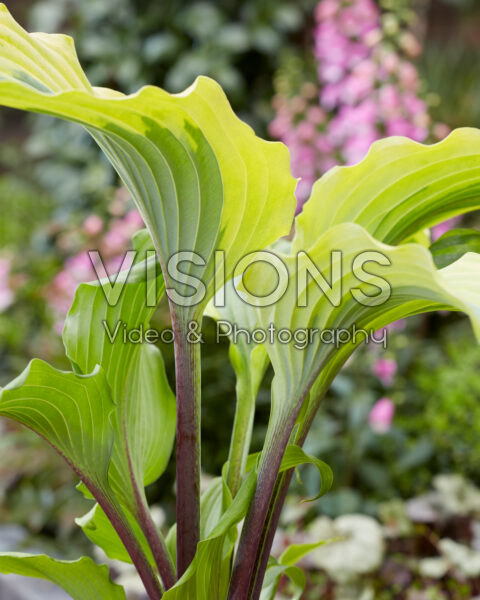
[2,0,480,597]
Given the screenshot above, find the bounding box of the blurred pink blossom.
[0,258,14,312]
[83,215,103,236]
[372,357,397,386]
[379,84,401,113]
[369,397,395,433]
[47,207,144,328]
[431,216,462,241]
[270,0,449,215]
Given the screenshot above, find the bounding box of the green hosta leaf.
[430,228,480,269]
[163,470,256,600]
[244,445,332,497]
[0,4,296,318]
[199,477,224,540]
[64,229,173,490]
[260,559,305,600]
[0,362,163,595]
[295,129,480,248]
[260,538,336,600]
[0,554,125,600]
[279,538,337,567]
[242,223,480,456]
[280,445,333,501]
[75,502,156,568]
[129,343,176,486]
[64,230,175,580]
[0,360,114,499]
[165,524,177,570]
[76,504,132,565]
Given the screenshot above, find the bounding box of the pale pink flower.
[397,62,419,91]
[307,106,327,124]
[65,252,95,281]
[379,84,401,113]
[386,117,414,137]
[47,207,144,329]
[433,123,451,140]
[0,258,15,312]
[320,82,343,109]
[374,319,407,340]
[0,288,13,312]
[83,215,104,236]
[315,0,338,20]
[270,0,442,209]
[103,226,128,254]
[399,32,422,57]
[314,135,334,153]
[380,50,400,74]
[403,93,427,117]
[343,129,378,164]
[386,319,407,332]
[410,125,429,142]
[372,357,397,386]
[297,121,317,141]
[295,179,314,206]
[369,397,395,433]
[124,209,144,228]
[342,72,375,104]
[270,116,290,138]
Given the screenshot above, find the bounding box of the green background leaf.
[0,554,125,600]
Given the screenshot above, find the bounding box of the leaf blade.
[295,129,480,248]
[0,5,297,316]
[0,554,125,600]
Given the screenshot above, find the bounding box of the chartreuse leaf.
[241,222,480,468]
[0,554,125,600]
[64,229,173,491]
[206,281,269,495]
[0,4,296,319]
[64,230,175,581]
[295,129,480,248]
[233,214,480,596]
[0,8,295,585]
[430,228,480,269]
[0,362,148,595]
[163,470,256,600]
[0,241,171,593]
[0,360,114,497]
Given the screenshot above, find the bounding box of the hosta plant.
[2,5,480,599]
